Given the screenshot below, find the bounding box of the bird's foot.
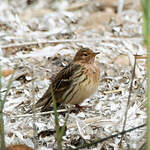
[76,104,92,110]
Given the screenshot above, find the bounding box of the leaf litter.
[0,0,146,149]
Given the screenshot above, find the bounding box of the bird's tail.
[25,95,52,113]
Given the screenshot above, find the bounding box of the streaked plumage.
[28,48,100,112]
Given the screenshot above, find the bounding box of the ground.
[0,0,146,149]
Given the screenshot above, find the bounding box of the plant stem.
[147,38,150,150]
[0,67,6,150]
[142,0,150,149]
[51,88,62,150]
[0,112,5,150]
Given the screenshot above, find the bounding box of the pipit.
[28,48,100,112]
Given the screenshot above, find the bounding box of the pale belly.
[62,64,100,105]
[69,75,99,105]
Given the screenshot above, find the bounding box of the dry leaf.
[70,115,93,140]
[134,54,147,59]
[6,144,33,150]
[113,54,130,66]
[78,10,122,33]
[2,68,14,77]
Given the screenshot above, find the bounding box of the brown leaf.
[6,144,33,150]
[2,68,14,77]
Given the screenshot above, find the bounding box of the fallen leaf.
[113,54,130,66]
[2,68,14,77]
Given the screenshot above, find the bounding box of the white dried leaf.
[25,76,32,81]
[77,112,85,118]
[13,131,24,141]
[16,45,65,58]
[11,81,21,88]
[70,115,93,140]
[24,89,30,97]
[0,48,3,56]
[4,97,25,112]
[95,101,102,111]
[127,52,135,67]
[36,80,49,89]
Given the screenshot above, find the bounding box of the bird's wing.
[34,63,82,111]
[52,63,82,92]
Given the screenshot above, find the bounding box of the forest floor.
[0,0,146,149]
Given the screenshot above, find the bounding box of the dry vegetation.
[0,0,146,149]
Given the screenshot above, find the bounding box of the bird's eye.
[83,53,88,56]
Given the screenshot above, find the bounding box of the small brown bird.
[6,144,33,150]
[29,48,100,112]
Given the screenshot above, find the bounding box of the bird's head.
[73,48,99,64]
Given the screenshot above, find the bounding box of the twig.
[119,57,137,145]
[134,54,147,59]
[68,117,120,129]
[103,89,122,94]
[118,0,124,16]
[69,123,146,150]
[0,38,142,49]
[3,109,67,118]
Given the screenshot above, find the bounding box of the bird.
[27,47,100,112]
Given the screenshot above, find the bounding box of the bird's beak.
[93,52,100,56]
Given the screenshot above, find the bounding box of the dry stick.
[3,109,67,118]
[118,0,124,16]
[68,117,119,129]
[134,54,147,59]
[119,57,137,145]
[69,123,146,150]
[0,38,142,49]
[31,69,38,150]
